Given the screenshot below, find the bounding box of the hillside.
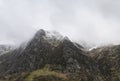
[90,45,120,81]
[0,29,119,81]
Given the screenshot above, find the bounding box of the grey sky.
[0,0,120,46]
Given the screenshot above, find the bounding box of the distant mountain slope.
[0,45,14,55]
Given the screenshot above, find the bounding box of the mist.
[0,0,120,47]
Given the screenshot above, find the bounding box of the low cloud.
[0,0,120,47]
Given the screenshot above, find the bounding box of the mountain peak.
[35,29,46,37]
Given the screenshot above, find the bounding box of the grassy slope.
[24,65,67,81]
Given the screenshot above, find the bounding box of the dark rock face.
[0,29,119,81]
[0,29,53,74]
[90,45,120,81]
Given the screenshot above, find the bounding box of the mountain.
[0,29,119,81]
[90,45,120,81]
[0,45,14,55]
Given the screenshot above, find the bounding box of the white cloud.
[0,0,120,46]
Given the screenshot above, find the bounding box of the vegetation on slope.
[24,64,67,81]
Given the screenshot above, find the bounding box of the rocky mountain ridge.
[0,29,119,81]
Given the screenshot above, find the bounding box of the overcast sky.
[0,0,120,46]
